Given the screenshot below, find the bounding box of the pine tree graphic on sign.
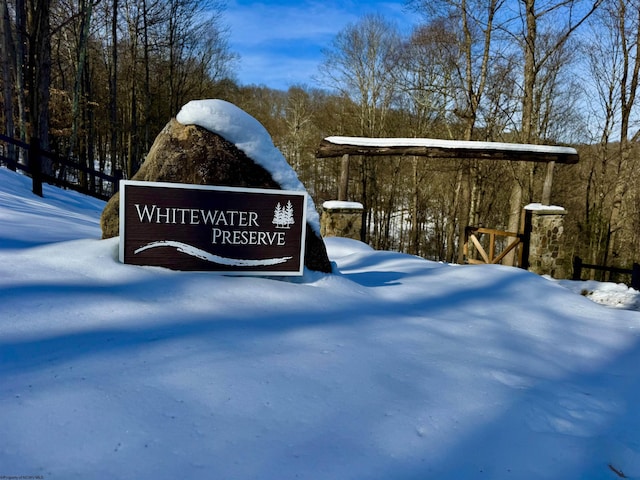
[273,200,295,229]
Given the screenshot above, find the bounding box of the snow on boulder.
[101,100,332,273]
[176,99,320,231]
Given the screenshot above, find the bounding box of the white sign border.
[119,180,308,276]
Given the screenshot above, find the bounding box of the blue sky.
[224,0,420,90]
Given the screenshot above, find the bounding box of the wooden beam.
[315,138,579,164]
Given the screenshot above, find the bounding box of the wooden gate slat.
[470,234,490,263]
[492,238,521,264]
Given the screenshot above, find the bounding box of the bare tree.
[109,0,119,176]
[318,14,401,137]
[408,0,505,262]
[318,14,402,243]
[506,0,602,237]
[25,0,53,173]
[14,0,27,150]
[393,22,460,256]
[581,0,640,267]
[1,0,16,168]
[282,86,315,172]
[67,0,94,186]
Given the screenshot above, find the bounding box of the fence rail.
[572,256,640,290]
[0,133,121,201]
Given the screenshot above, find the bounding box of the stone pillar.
[321,201,363,240]
[524,204,567,279]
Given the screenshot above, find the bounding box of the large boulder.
[101,117,332,273]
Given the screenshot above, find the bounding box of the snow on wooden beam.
[316,136,579,164]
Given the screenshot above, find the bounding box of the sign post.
[119,181,307,275]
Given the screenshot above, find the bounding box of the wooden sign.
[119,180,307,275]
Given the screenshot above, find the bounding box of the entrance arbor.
[316,136,578,266]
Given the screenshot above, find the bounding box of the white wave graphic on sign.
[134,240,292,266]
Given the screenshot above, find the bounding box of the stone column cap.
[322,200,364,211]
[524,203,567,215]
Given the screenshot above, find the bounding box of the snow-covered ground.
[2,99,640,480]
[1,165,640,480]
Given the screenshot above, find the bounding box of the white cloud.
[226,0,359,48]
[235,51,322,89]
[224,0,418,89]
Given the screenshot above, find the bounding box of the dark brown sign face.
[119,181,307,275]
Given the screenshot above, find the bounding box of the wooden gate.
[463,225,530,268]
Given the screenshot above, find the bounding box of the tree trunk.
[411,157,420,255]
[0,0,16,168]
[15,0,28,156]
[110,0,118,176]
[127,84,138,178]
[69,0,93,185]
[456,164,471,264]
[338,154,350,201]
[27,0,52,174]
[446,166,462,263]
[541,161,555,205]
[143,0,151,152]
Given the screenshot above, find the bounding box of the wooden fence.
[0,134,121,201]
[572,256,640,290]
